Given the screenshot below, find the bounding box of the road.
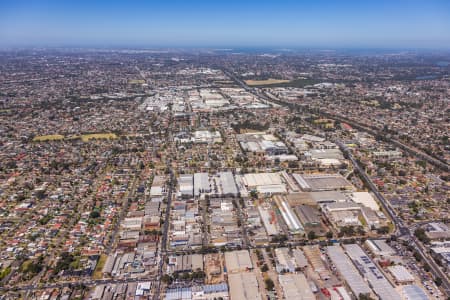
[106,174,139,253]
[153,109,175,300]
[234,199,251,248]
[224,69,450,296]
[321,113,450,172]
[336,140,450,296]
[1,277,154,293]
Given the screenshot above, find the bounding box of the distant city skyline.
[1,0,450,49]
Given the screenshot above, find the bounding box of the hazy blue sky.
[0,0,449,48]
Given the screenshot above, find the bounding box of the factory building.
[278,273,315,300]
[343,244,400,300]
[179,174,194,197]
[228,272,261,300]
[194,173,211,197]
[327,245,373,298]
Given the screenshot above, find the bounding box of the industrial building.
[179,174,194,197]
[365,239,396,257]
[241,172,287,195]
[303,245,330,280]
[424,222,450,240]
[327,245,372,298]
[347,192,380,211]
[273,195,304,233]
[343,244,400,300]
[192,130,222,144]
[278,273,315,300]
[292,248,308,269]
[228,272,261,300]
[401,285,429,300]
[286,191,347,206]
[150,175,166,198]
[209,199,241,247]
[388,265,415,284]
[258,203,280,236]
[224,250,253,273]
[237,132,289,156]
[295,205,321,227]
[292,173,353,192]
[218,172,239,197]
[372,150,402,160]
[194,173,211,197]
[274,247,297,273]
[168,254,204,274]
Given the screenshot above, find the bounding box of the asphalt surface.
[336,140,450,296]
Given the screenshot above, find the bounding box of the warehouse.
[274,195,303,233]
[237,132,288,156]
[122,217,143,230]
[365,239,396,257]
[191,283,229,299]
[293,173,353,192]
[274,247,297,273]
[228,272,261,300]
[165,287,191,300]
[150,175,166,198]
[281,171,299,192]
[307,148,343,160]
[401,285,429,300]
[303,245,330,280]
[179,174,194,197]
[295,205,321,227]
[347,192,380,211]
[278,273,315,300]
[102,254,117,275]
[388,265,415,284]
[192,130,222,143]
[243,173,282,187]
[258,204,280,236]
[373,150,402,160]
[286,191,346,206]
[424,222,450,240]
[218,172,239,197]
[292,248,308,269]
[327,245,372,297]
[135,282,151,297]
[224,250,253,273]
[194,173,210,197]
[242,173,287,194]
[343,244,400,300]
[168,254,204,274]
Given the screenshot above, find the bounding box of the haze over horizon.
[1,0,450,49]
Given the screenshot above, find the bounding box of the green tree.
[308,231,317,240]
[261,264,269,272]
[265,278,275,291]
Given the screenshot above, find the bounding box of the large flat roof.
[228,272,261,300]
[343,244,400,300]
[278,273,315,300]
[327,245,372,297]
[224,250,253,273]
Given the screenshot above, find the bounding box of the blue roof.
[403,285,428,300]
[165,287,192,300]
[202,283,228,293]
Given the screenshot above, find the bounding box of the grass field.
[33,133,118,142]
[128,79,146,84]
[81,133,118,142]
[92,254,107,279]
[32,134,65,142]
[245,78,290,86]
[245,78,320,88]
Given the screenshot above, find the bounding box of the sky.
[0,0,450,49]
